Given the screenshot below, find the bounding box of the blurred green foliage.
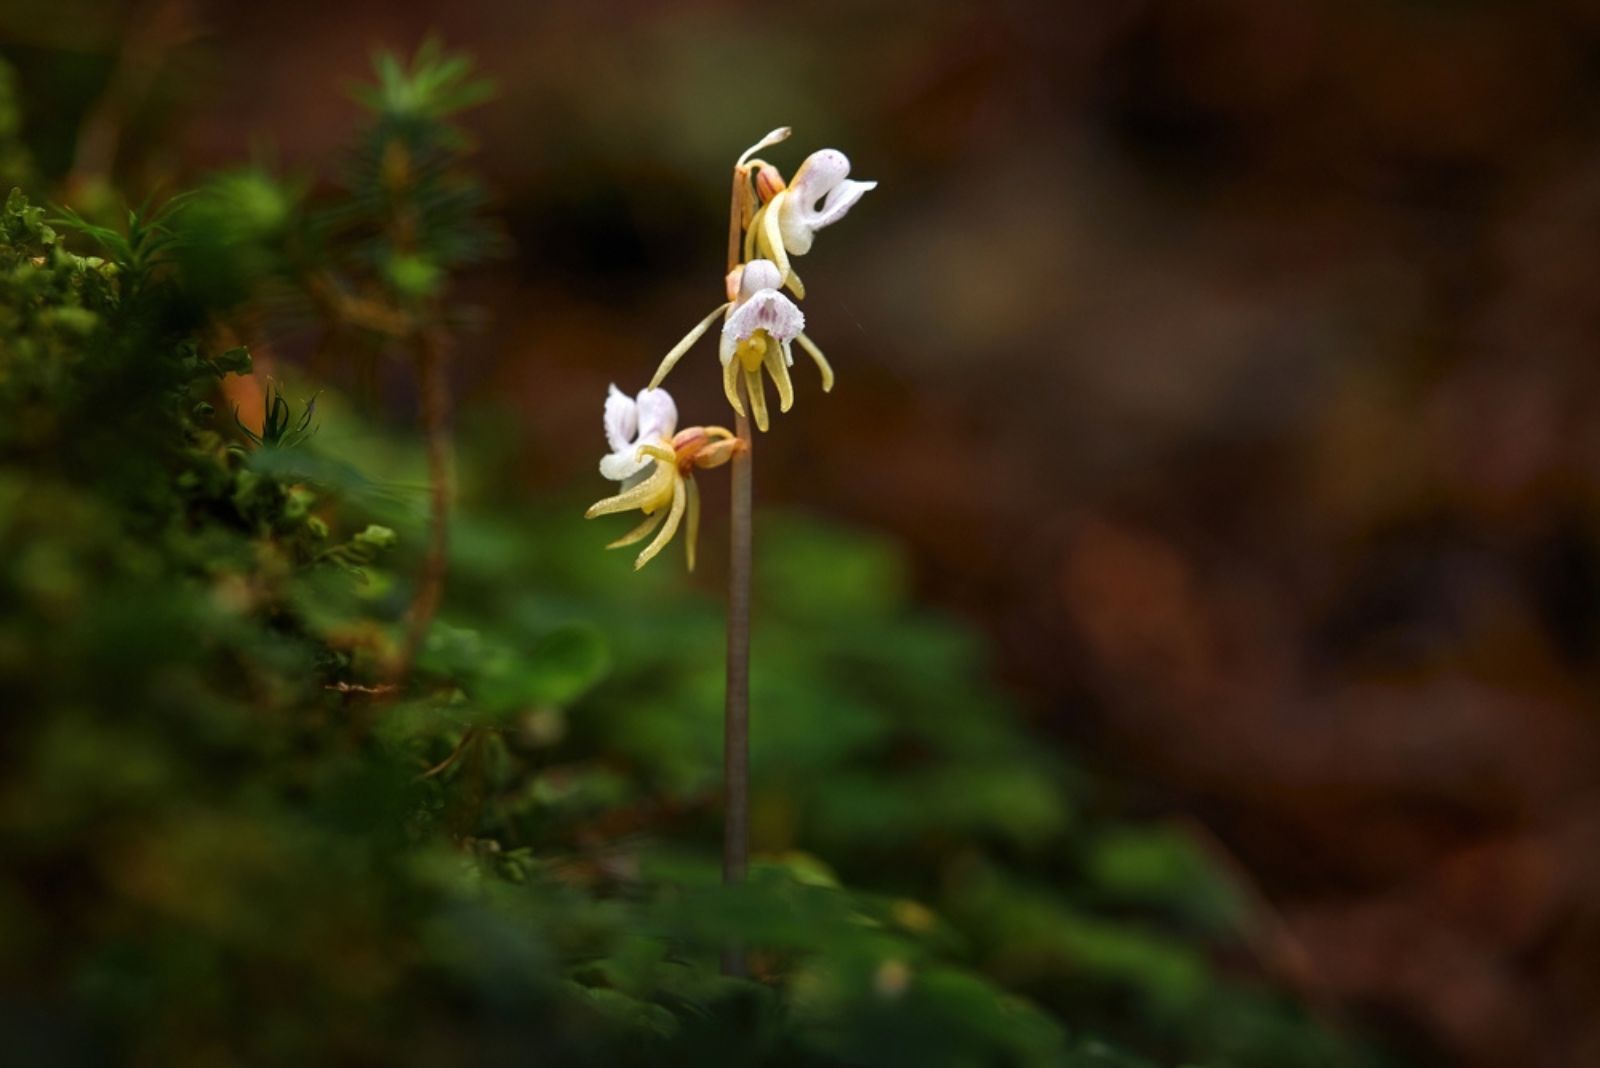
[0,44,1381,1068]
[0,56,34,191]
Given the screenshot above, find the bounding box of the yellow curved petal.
[606,508,666,549]
[746,367,770,432]
[585,463,672,518]
[761,190,793,285]
[764,338,795,412]
[635,474,687,570]
[723,356,746,418]
[744,202,767,264]
[684,475,701,571]
[650,303,730,389]
[795,332,834,392]
[638,444,677,466]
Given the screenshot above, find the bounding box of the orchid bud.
[754,164,787,204]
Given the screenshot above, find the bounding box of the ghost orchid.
[719,259,835,431]
[745,148,876,297]
[590,131,877,953]
[646,259,833,432]
[586,386,739,570]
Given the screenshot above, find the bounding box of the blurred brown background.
[7,1,1600,1064]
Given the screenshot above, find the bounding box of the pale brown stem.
[721,166,753,978]
[722,400,753,978]
[727,171,745,277]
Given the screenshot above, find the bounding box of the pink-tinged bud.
[670,426,707,456]
[694,437,743,469]
[725,265,744,303]
[671,427,739,470]
[754,164,787,204]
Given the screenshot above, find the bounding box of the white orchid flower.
[647,259,834,432]
[719,259,806,432]
[779,150,878,255]
[587,385,738,570]
[599,384,678,482]
[745,148,876,298]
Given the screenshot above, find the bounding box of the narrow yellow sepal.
[635,475,687,569]
[745,367,769,432]
[650,303,729,389]
[761,190,794,289]
[795,332,834,392]
[744,203,766,265]
[585,462,673,518]
[606,509,666,549]
[764,339,795,413]
[723,356,746,417]
[684,475,701,571]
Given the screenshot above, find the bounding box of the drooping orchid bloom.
[585,386,738,570]
[719,259,806,431]
[647,259,833,432]
[744,147,876,298]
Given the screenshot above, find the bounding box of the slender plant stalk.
[722,169,753,978]
[722,401,753,977]
[395,326,451,683]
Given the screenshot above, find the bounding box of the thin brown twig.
[392,325,452,685]
[66,0,196,193]
[303,272,416,339]
[369,130,450,692]
[418,726,480,781]
[325,681,400,696]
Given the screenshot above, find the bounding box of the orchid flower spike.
[586,385,739,570]
[746,147,876,297]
